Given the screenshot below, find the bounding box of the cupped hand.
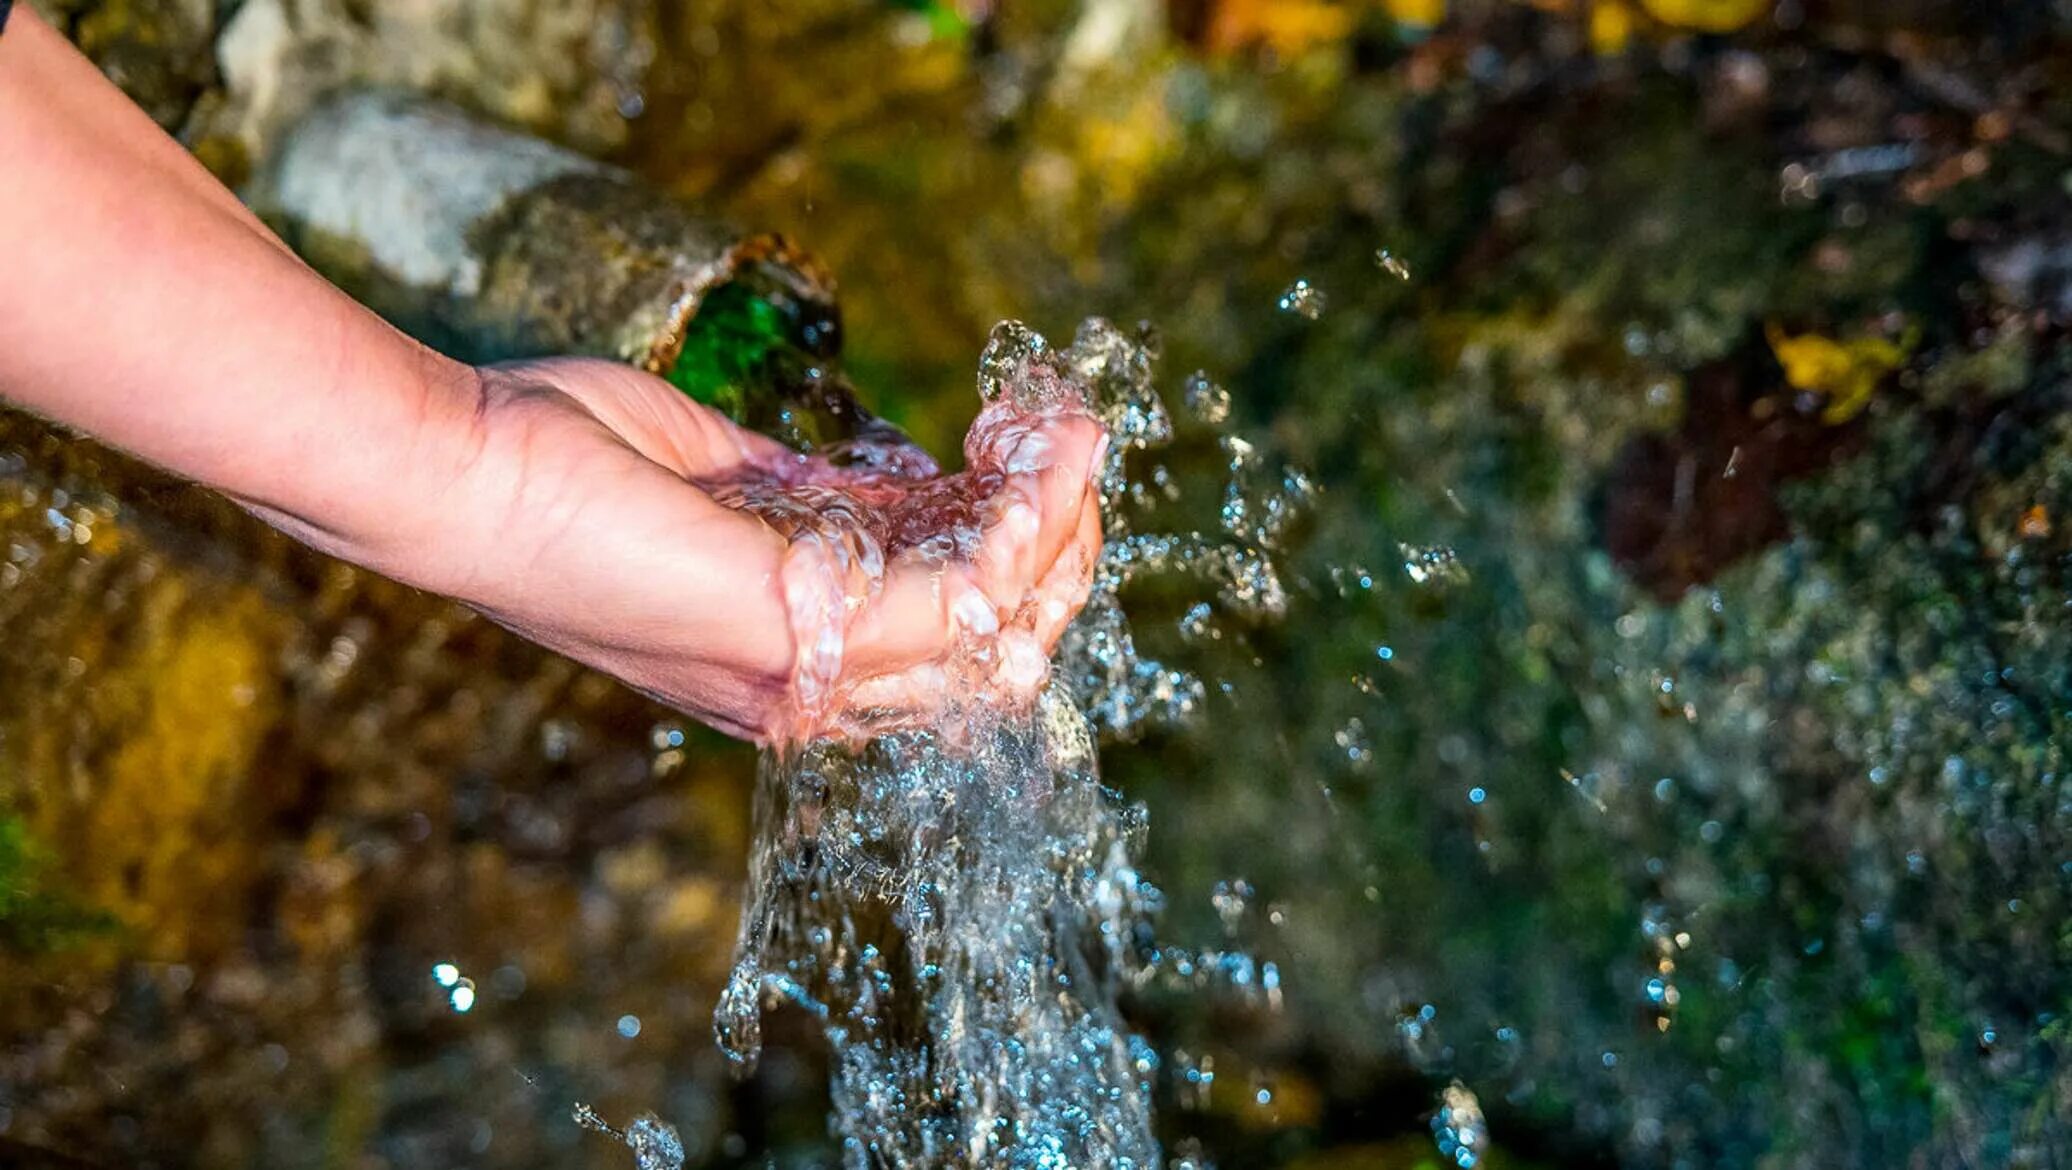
[385,357,1106,744]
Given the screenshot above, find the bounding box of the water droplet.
[1400,543,1467,587]
[1431,1081,1488,1169]
[574,1104,686,1170]
[1334,718,1374,768]
[1276,279,1327,319]
[1182,371,1232,424]
[1211,879,1253,932]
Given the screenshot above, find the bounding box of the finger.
[986,629,1052,695]
[493,356,798,479]
[837,558,966,683]
[839,661,949,731]
[972,415,1106,614]
[1028,501,1103,652]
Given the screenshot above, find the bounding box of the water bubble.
[1276,279,1327,319]
[617,1014,642,1039]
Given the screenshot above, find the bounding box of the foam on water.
[673,320,1305,1167]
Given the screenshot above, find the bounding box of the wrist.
[231,353,495,592]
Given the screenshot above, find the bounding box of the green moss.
[663,280,779,421]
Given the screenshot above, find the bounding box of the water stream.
[581,319,1307,1168]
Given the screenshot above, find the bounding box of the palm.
[450,358,1104,744]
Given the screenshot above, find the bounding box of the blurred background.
[3,0,2071,1166]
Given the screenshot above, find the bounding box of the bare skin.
[0,8,1105,744]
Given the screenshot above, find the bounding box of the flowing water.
[621,319,1305,1168]
[9,4,2072,1168]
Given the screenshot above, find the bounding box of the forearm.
[0,8,481,569]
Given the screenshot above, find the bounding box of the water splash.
[699,319,1309,1167]
[713,696,1160,1168]
[1049,321,1303,742]
[573,1102,687,1170]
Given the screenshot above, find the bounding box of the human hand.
[0,7,1103,745]
[373,358,1106,744]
